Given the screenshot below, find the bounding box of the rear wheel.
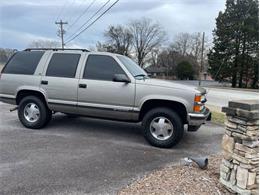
[142,107,184,148]
[18,96,52,129]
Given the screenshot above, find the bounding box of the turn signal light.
[194,105,201,112]
[194,95,201,102]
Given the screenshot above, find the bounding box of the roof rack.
[24,48,90,52]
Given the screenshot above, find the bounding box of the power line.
[55,0,69,22]
[65,0,119,44]
[67,0,97,31]
[55,0,76,22]
[65,0,113,43]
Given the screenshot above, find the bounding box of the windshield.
[117,55,148,78]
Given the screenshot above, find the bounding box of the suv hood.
[136,78,206,94]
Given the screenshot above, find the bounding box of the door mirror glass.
[113,74,130,83]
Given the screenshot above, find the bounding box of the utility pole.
[55,20,68,49]
[199,32,205,86]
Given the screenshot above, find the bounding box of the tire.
[142,107,184,148]
[18,96,52,129]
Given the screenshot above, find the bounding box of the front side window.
[83,55,125,81]
[117,55,148,78]
[46,53,80,78]
[2,51,44,75]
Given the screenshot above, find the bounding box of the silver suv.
[0,48,211,148]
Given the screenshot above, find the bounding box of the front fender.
[138,95,191,112]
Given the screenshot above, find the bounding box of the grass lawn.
[211,111,226,125]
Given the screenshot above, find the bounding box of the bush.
[176,61,194,80]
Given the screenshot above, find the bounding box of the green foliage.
[176,61,194,80]
[208,0,259,88]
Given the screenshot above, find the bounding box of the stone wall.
[220,100,259,195]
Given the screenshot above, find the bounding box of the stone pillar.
[220,100,259,195]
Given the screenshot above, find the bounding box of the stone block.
[230,169,237,185]
[251,189,259,195]
[228,116,247,125]
[236,166,248,189]
[246,130,259,137]
[237,125,247,132]
[220,177,251,195]
[229,100,259,111]
[236,109,259,120]
[235,143,257,154]
[247,172,256,186]
[232,153,249,164]
[222,159,234,169]
[225,130,232,136]
[220,163,230,173]
[232,132,258,141]
[240,163,256,169]
[245,153,259,160]
[222,134,234,152]
[234,149,245,157]
[223,151,232,160]
[225,121,237,129]
[247,126,259,131]
[242,140,259,148]
[247,120,259,126]
[247,184,258,190]
[222,106,237,116]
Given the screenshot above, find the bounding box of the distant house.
[145,66,167,77]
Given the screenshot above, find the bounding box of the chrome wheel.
[150,117,174,141]
[24,103,40,123]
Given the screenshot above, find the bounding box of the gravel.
[118,154,231,195]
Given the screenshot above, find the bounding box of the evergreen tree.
[208,0,259,88]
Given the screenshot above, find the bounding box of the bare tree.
[103,25,133,56]
[129,18,166,67]
[28,40,60,48]
[170,32,209,63]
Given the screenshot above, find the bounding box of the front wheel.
[142,107,184,148]
[18,96,52,129]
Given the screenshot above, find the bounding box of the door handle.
[41,80,48,85]
[79,83,87,88]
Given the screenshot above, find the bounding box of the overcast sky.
[0,0,226,50]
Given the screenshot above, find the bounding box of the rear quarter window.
[2,51,44,75]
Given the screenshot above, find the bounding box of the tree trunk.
[239,35,246,88]
[232,37,240,88]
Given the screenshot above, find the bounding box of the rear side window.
[2,51,44,75]
[83,55,125,81]
[46,53,80,78]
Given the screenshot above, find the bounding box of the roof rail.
[24,48,90,52]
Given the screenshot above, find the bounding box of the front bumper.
[188,107,211,126]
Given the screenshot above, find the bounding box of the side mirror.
[113,74,130,83]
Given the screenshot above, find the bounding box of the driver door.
[77,54,135,120]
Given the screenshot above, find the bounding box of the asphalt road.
[173,80,259,109]
[206,87,259,108]
[0,103,224,195]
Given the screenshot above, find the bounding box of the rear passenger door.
[41,52,83,114]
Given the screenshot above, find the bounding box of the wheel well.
[16,90,47,105]
[139,99,188,123]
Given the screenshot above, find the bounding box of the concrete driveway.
[0,103,224,195]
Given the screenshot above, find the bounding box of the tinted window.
[3,51,44,75]
[46,53,80,78]
[84,55,125,81]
